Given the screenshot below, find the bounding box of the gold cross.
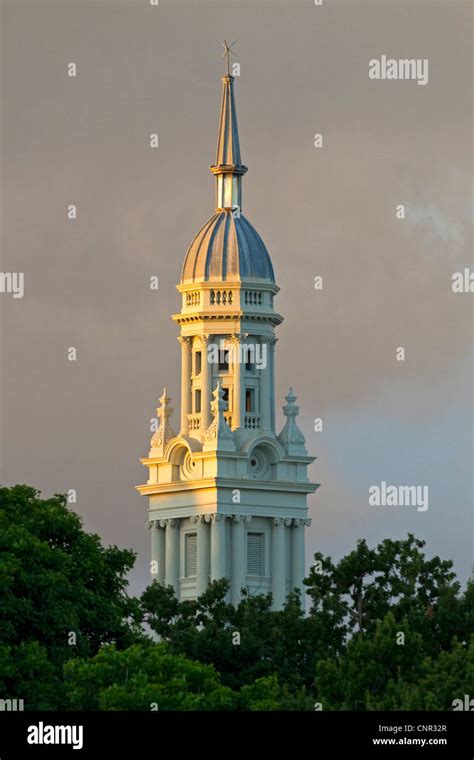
[221,40,236,76]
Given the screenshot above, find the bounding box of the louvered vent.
[185,533,197,577]
[247,532,265,576]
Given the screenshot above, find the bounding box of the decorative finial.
[150,387,176,453]
[221,40,236,76]
[203,381,235,451]
[277,388,307,455]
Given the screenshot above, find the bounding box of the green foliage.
[0,485,141,708]
[141,581,330,694]
[367,635,474,710]
[315,615,474,711]
[315,613,426,710]
[64,643,237,711]
[305,534,463,655]
[0,641,57,710]
[1,485,472,711]
[239,675,312,711]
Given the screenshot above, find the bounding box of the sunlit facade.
[137,68,317,609]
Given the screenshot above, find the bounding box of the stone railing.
[244,414,260,430]
[187,414,201,431]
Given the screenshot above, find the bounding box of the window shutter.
[185,533,197,577]
[247,532,264,576]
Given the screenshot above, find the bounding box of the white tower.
[137,62,318,609]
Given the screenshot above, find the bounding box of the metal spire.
[210,42,247,211]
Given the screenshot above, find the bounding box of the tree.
[305,534,462,656]
[2,486,471,712]
[0,485,141,708]
[239,674,312,711]
[141,580,328,696]
[64,643,237,711]
[315,615,474,711]
[314,613,427,710]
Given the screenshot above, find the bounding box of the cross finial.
[221,40,236,76]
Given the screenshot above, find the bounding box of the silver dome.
[181,210,275,284]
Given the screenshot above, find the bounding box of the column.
[164,518,179,594]
[150,521,159,580]
[150,520,166,583]
[260,336,273,431]
[271,518,286,610]
[291,518,310,606]
[232,334,244,429]
[210,513,227,581]
[201,335,212,430]
[231,515,246,606]
[157,523,166,583]
[179,336,192,434]
[194,515,210,597]
[269,338,277,431]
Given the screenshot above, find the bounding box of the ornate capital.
[210,513,226,524]
[178,336,193,349]
[163,518,178,528]
[200,334,211,346]
[230,332,247,346]
[149,520,159,530]
[304,518,312,528]
[232,514,251,524]
[272,517,283,527]
[190,515,206,525]
[292,518,311,528]
[284,518,293,527]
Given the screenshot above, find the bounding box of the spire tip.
[221,40,236,76]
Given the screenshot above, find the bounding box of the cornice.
[176,281,280,295]
[172,311,284,326]
[136,478,320,497]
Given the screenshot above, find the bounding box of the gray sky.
[1,0,472,595]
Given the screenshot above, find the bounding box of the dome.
[181,210,275,284]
